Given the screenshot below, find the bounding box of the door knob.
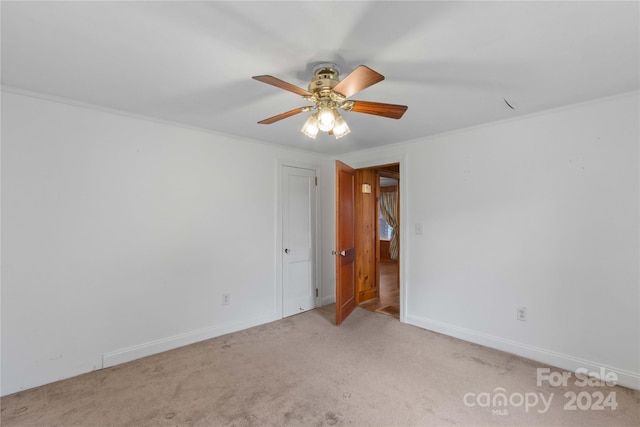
[339,250,346,257]
[284,248,290,254]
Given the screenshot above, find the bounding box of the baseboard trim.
[102,313,279,369]
[406,314,640,390]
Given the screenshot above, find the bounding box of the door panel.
[335,161,356,325]
[283,166,316,317]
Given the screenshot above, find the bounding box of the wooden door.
[282,166,316,317]
[335,161,356,325]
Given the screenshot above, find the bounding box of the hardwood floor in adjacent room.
[359,260,399,319]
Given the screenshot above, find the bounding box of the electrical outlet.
[517,307,527,321]
[222,294,231,306]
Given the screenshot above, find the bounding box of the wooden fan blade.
[333,65,385,98]
[349,100,408,119]
[258,107,307,124]
[252,75,312,97]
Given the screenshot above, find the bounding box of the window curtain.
[380,191,399,260]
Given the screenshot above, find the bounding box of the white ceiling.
[2,1,638,155]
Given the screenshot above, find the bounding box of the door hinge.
[315,288,319,297]
[315,176,318,186]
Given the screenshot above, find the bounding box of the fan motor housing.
[309,66,339,97]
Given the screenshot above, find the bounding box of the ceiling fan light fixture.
[301,114,319,139]
[317,105,336,132]
[332,115,350,139]
[255,64,407,140]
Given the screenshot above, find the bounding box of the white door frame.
[276,160,322,318]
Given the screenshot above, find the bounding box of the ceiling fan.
[252,64,408,139]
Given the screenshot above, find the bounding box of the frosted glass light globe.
[317,107,336,132]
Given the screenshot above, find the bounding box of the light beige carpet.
[2,306,639,426]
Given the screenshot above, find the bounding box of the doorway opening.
[356,163,400,319]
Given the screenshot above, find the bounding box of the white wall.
[1,90,332,395]
[340,91,640,389]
